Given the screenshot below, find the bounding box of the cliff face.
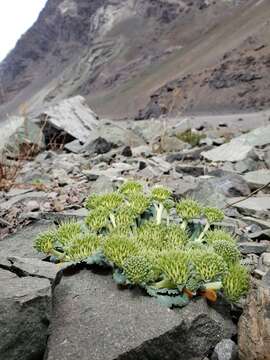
[0,0,270,119]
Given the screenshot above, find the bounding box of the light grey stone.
[64,139,84,153]
[152,135,187,153]
[0,116,45,155]
[81,120,145,150]
[236,124,270,147]
[33,95,99,143]
[228,196,270,212]
[0,191,48,210]
[243,169,270,189]
[0,221,54,264]
[203,125,270,163]
[188,174,250,208]
[202,142,254,162]
[211,339,238,360]
[7,256,63,282]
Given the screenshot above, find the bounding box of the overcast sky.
[0,0,47,61]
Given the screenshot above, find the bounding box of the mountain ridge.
[0,0,270,120]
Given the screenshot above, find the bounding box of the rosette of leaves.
[213,240,240,265]
[156,250,192,290]
[223,263,249,302]
[142,250,163,281]
[203,207,224,224]
[102,234,139,268]
[136,222,167,252]
[85,192,124,211]
[176,198,202,229]
[191,251,228,287]
[123,255,155,285]
[165,224,189,249]
[127,192,150,216]
[34,181,251,307]
[56,221,82,246]
[85,207,111,232]
[205,229,236,245]
[119,181,143,195]
[151,186,172,225]
[34,230,57,255]
[114,206,138,228]
[64,233,100,262]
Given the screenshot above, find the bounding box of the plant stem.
[195,221,210,242]
[180,220,187,231]
[156,203,164,225]
[153,278,175,289]
[109,213,116,228]
[203,281,222,290]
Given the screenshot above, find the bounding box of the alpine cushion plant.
[34,181,250,307]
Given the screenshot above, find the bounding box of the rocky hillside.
[1,97,270,360]
[0,0,270,119]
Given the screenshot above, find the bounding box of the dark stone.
[135,101,166,120]
[84,173,99,181]
[84,137,114,155]
[239,242,268,255]
[121,146,133,157]
[0,269,52,360]
[139,161,147,170]
[175,165,205,177]
[209,71,262,90]
[166,146,212,163]
[45,270,235,360]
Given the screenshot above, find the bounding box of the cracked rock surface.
[45,270,235,360]
[0,268,52,360]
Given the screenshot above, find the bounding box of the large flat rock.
[243,169,270,189]
[187,173,250,208]
[202,142,254,162]
[236,124,270,147]
[34,96,99,143]
[46,270,234,360]
[0,269,51,360]
[202,124,270,163]
[228,196,270,213]
[80,120,145,150]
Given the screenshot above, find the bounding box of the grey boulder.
[45,270,235,360]
[187,173,250,208]
[33,95,99,144]
[80,120,145,150]
[202,142,254,162]
[0,269,52,360]
[0,116,45,156]
[211,339,238,360]
[243,169,270,189]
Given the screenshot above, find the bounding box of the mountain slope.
[0,0,269,120]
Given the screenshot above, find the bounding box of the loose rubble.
[1,109,270,360]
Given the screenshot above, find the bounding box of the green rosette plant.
[34,180,250,307]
